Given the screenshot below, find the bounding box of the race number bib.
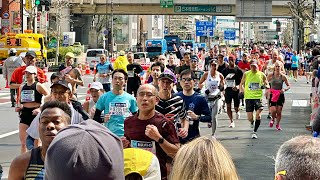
[21,90,35,103]
[109,102,128,116]
[226,80,235,88]
[249,83,260,90]
[127,70,134,78]
[131,140,156,155]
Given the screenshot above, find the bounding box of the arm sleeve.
[3,62,7,79]
[10,69,18,84]
[72,101,89,120]
[198,97,211,122]
[37,69,46,83]
[179,100,188,120]
[93,109,104,123]
[109,63,114,71]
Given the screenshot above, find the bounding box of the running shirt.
[244,70,264,100]
[25,147,44,179]
[95,91,138,137]
[127,63,144,86]
[96,62,113,84]
[21,82,42,104]
[266,60,276,75]
[291,55,299,68]
[285,52,293,64]
[222,67,243,93]
[155,95,187,122]
[217,62,227,73]
[270,74,284,90]
[238,61,250,72]
[205,72,221,93]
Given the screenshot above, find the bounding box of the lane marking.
[292,100,308,107]
[0,130,19,139]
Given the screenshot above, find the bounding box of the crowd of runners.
[4,43,320,179]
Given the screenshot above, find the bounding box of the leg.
[254,100,264,133]
[276,106,283,124]
[226,103,233,122]
[10,88,16,107]
[19,123,29,154]
[211,99,220,136]
[245,99,254,124]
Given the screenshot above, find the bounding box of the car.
[134,52,151,71]
[73,42,82,47]
[86,49,108,69]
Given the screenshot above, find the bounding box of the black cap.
[190,55,198,61]
[26,51,36,58]
[159,72,175,82]
[50,80,72,91]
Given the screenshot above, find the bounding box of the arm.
[198,72,208,89]
[282,74,291,92]
[198,97,211,122]
[262,73,269,88]
[3,61,7,79]
[36,83,49,96]
[8,152,31,180]
[239,73,246,93]
[93,109,104,123]
[83,101,90,114]
[219,73,225,88]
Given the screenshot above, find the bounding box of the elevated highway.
[66,0,292,17]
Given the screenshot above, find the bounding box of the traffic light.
[276,20,281,32]
[274,35,279,40]
[37,0,50,11]
[45,0,50,11]
[35,0,40,5]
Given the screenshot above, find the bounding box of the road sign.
[63,35,69,46]
[104,29,109,35]
[14,17,21,25]
[2,12,9,19]
[2,27,9,34]
[160,0,173,8]
[224,30,236,40]
[196,21,214,37]
[174,5,231,13]
[26,0,31,10]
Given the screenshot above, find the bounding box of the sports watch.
[157,137,164,144]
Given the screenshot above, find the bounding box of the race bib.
[249,83,260,90]
[131,140,156,155]
[21,90,35,103]
[109,102,128,116]
[226,80,235,88]
[194,71,202,80]
[127,70,134,78]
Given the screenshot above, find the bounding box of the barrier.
[43,66,48,82]
[85,83,91,101]
[85,63,91,75]
[93,62,97,74]
[5,81,9,88]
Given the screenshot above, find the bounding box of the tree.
[281,21,293,47]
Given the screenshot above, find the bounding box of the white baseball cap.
[25,66,37,74]
[90,82,103,90]
[9,48,17,53]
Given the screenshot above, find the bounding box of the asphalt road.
[0,72,311,179]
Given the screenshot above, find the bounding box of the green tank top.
[244,70,264,99]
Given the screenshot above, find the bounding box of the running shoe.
[276,124,282,130]
[267,113,271,119]
[251,132,258,139]
[229,122,235,128]
[236,112,240,119]
[269,119,274,128]
[208,122,212,128]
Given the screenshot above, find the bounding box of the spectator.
[275,136,320,180]
[124,148,161,180]
[170,136,239,180]
[45,120,124,180]
[9,101,72,180]
[82,82,104,118]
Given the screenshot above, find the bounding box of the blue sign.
[62,35,69,47]
[196,21,214,37]
[212,16,216,27]
[224,30,236,40]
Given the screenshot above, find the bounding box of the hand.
[104,114,111,122]
[187,110,198,120]
[178,128,188,138]
[121,137,130,148]
[64,74,74,83]
[145,124,161,141]
[232,86,239,91]
[281,89,285,94]
[32,108,41,115]
[15,107,22,112]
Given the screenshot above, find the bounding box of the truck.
[194,43,207,52]
[145,39,167,61]
[0,30,47,70]
[164,35,180,53]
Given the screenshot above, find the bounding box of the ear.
[275,174,284,180]
[155,96,160,105]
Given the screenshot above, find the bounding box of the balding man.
[275,136,320,180]
[123,84,180,180]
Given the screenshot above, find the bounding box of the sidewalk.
[199,75,311,180]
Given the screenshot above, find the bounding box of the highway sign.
[174,5,231,13]
[2,12,9,19]
[26,0,31,10]
[224,30,236,40]
[160,0,173,8]
[196,21,214,37]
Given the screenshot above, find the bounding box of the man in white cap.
[3,48,24,107]
[83,81,104,118]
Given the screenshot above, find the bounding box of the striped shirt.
[155,95,187,122]
[25,147,44,180]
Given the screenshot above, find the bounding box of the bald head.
[137,84,158,97]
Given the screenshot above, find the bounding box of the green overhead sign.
[160,0,173,8]
[174,5,232,13]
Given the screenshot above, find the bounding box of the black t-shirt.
[217,62,227,74]
[166,64,176,73]
[222,67,243,93]
[127,63,144,84]
[175,65,190,91]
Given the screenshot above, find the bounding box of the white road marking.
[0,130,19,139]
[292,100,308,107]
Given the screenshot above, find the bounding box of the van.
[86,49,108,69]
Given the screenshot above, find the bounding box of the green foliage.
[47,46,82,62]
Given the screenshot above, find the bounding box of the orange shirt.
[10,66,45,84]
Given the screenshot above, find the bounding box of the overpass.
[68,0,292,17]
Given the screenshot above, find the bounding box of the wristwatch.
[157,137,164,144]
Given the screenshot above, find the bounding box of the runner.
[291,51,299,81]
[189,56,204,92]
[93,69,138,137]
[199,60,225,136]
[284,49,293,76]
[123,84,180,180]
[82,82,104,118]
[204,48,215,71]
[175,53,191,92]
[3,48,24,107]
[267,61,290,130]
[166,54,177,73]
[156,72,189,138]
[8,101,71,180]
[58,52,75,71]
[149,62,165,90]
[176,69,211,143]
[94,54,113,92]
[222,56,243,128]
[16,66,49,153]
[126,52,144,96]
[239,60,269,139]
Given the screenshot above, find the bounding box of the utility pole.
[55,7,60,65]
[111,0,114,58]
[293,0,299,51]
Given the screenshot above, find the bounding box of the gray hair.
[275,136,320,180]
